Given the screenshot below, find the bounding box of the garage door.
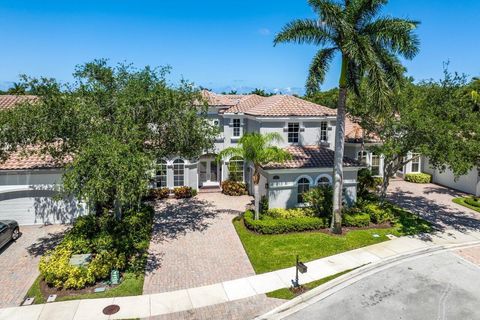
[0,189,84,225]
[433,168,478,195]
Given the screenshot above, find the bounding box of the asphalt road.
[285,250,480,320]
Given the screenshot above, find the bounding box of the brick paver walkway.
[143,193,256,293]
[0,224,67,308]
[455,245,480,267]
[388,180,480,232]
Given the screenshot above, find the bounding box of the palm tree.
[274,0,419,233]
[218,133,291,219]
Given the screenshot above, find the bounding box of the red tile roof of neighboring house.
[345,116,381,143]
[0,147,66,170]
[0,95,38,110]
[262,145,361,170]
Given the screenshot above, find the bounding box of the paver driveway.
[142,193,285,319]
[0,224,67,308]
[143,193,256,293]
[388,179,480,232]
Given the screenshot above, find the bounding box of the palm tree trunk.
[331,57,348,234]
[253,184,260,220]
[253,166,261,220]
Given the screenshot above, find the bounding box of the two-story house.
[154,91,364,209]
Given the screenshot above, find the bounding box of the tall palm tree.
[218,132,291,219]
[274,0,419,233]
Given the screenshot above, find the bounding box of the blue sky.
[0,0,478,94]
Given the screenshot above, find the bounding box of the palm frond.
[274,19,334,46]
[347,0,387,27]
[306,47,337,94]
[363,17,420,59]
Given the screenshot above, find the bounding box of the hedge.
[404,173,432,184]
[343,213,371,227]
[243,210,328,234]
[363,203,394,224]
[465,197,480,208]
[173,186,197,199]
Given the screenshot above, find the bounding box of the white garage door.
[433,168,478,196]
[0,189,84,225]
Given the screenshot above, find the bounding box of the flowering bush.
[173,186,197,199]
[221,180,248,196]
[39,205,154,289]
[148,187,170,200]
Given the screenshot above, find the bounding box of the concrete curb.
[255,240,480,320]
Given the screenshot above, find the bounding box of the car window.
[0,223,6,233]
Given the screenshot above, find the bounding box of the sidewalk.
[2,229,480,320]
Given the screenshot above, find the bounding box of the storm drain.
[103,304,120,315]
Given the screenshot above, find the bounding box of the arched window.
[173,159,185,187]
[357,151,368,165]
[317,176,330,186]
[297,178,310,203]
[228,156,244,182]
[156,160,167,188]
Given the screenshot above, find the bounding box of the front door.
[199,158,220,187]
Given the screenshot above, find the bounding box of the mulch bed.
[39,278,119,299]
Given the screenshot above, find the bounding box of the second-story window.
[233,119,241,137]
[320,122,328,142]
[288,122,300,143]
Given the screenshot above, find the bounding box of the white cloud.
[258,28,271,36]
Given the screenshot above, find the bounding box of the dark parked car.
[0,220,20,249]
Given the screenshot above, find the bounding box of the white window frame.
[297,177,310,204]
[371,153,380,176]
[287,122,300,144]
[228,156,244,182]
[315,174,332,186]
[155,160,167,188]
[232,118,241,138]
[173,159,185,187]
[411,153,421,173]
[320,121,328,142]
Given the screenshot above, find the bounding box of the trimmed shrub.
[260,196,269,214]
[357,168,377,198]
[243,210,327,234]
[221,180,248,196]
[363,203,394,224]
[465,197,480,208]
[265,208,311,219]
[39,204,154,289]
[405,173,432,184]
[148,187,170,200]
[343,213,371,227]
[173,186,196,199]
[301,186,333,217]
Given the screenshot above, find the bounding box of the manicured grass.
[25,276,45,304]
[453,197,480,213]
[233,205,431,274]
[26,272,144,304]
[266,269,354,300]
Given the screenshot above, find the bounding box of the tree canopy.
[0,60,218,217]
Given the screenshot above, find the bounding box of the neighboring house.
[0,95,85,225]
[157,90,364,209]
[422,158,480,196]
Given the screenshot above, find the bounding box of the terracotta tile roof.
[0,147,66,170]
[200,90,238,106]
[345,116,381,143]
[0,95,38,110]
[224,94,336,117]
[263,145,361,170]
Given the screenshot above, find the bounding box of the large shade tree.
[0,60,218,219]
[218,133,291,219]
[354,72,480,199]
[274,0,420,233]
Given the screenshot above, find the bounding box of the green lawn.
[453,197,480,213]
[26,272,144,304]
[233,205,431,274]
[266,269,354,300]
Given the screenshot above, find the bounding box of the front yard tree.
[274,0,420,233]
[218,133,291,219]
[0,60,217,219]
[356,72,480,199]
